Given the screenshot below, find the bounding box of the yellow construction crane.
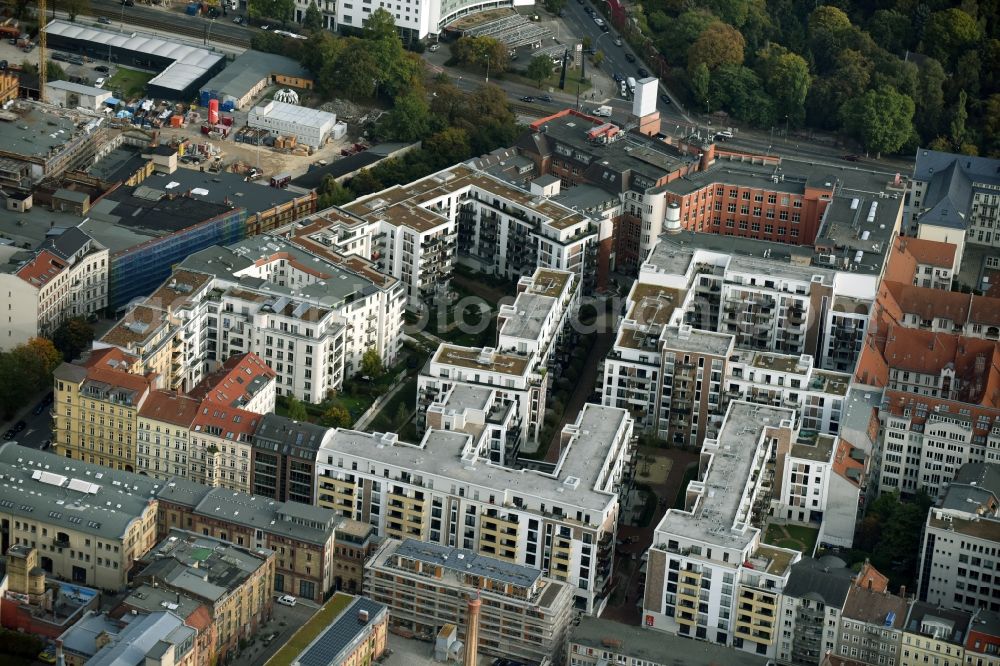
[38,0,46,102]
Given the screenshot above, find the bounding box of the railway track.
[87,6,251,49]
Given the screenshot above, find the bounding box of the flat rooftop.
[0,101,99,161]
[791,433,837,463]
[499,292,557,342]
[660,324,734,357]
[88,184,232,236]
[267,593,385,666]
[89,147,150,183]
[742,351,807,375]
[570,616,770,665]
[438,384,494,414]
[325,404,629,513]
[433,345,530,377]
[527,268,573,298]
[655,403,794,551]
[628,283,684,326]
[142,169,304,214]
[389,538,541,589]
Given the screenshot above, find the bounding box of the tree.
[756,44,811,126]
[689,61,710,108]
[708,64,774,126]
[320,404,351,428]
[950,89,969,149]
[687,21,745,73]
[983,94,1000,156]
[423,127,471,166]
[393,403,409,428]
[853,491,932,590]
[363,7,398,41]
[52,317,95,362]
[659,9,716,67]
[581,36,592,51]
[452,36,509,74]
[317,177,354,208]
[248,0,295,22]
[808,5,853,72]
[913,58,946,141]
[361,349,385,378]
[526,56,554,88]
[64,0,89,22]
[922,8,981,68]
[543,0,566,14]
[592,51,604,68]
[285,395,308,421]
[377,93,432,142]
[841,85,916,158]
[303,1,322,31]
[867,9,913,55]
[332,40,381,99]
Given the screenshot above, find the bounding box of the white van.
[715,130,734,140]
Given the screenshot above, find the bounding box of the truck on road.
[593,105,612,117]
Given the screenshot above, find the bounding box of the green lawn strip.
[265,593,354,666]
[368,377,418,431]
[107,68,154,98]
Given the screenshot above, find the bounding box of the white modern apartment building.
[725,351,851,436]
[0,227,108,349]
[285,164,600,312]
[774,431,867,547]
[365,538,574,664]
[418,344,548,446]
[918,462,1000,614]
[644,236,878,374]
[97,234,404,403]
[315,403,634,614]
[643,402,801,659]
[335,0,533,41]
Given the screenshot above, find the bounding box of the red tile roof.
[191,401,261,442]
[187,353,275,408]
[832,440,866,489]
[880,390,1000,436]
[900,237,956,268]
[139,390,202,427]
[853,561,889,593]
[16,250,66,287]
[78,346,140,371]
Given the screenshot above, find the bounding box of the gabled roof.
[15,250,66,287]
[187,353,275,409]
[138,391,201,428]
[783,557,855,609]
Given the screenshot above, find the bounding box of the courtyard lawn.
[267,593,354,665]
[764,523,820,555]
[107,68,154,98]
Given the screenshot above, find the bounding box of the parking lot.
[242,596,318,666]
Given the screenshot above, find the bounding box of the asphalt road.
[4,392,54,450]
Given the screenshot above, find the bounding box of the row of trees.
[0,338,62,420]
[626,0,1000,156]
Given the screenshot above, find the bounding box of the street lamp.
[484,54,489,85]
[784,114,789,142]
[205,18,216,46]
[119,2,126,31]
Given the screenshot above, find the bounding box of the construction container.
[220,116,233,127]
[208,99,219,125]
[171,115,183,128]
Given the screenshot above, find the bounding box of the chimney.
[358,609,369,623]
[464,595,482,666]
[55,639,64,666]
[867,579,872,590]
[899,585,906,599]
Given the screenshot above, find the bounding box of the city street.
[5,393,54,450]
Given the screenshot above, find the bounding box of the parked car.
[538,94,552,102]
[98,16,112,24]
[233,15,243,23]
[842,154,861,162]
[660,93,670,104]
[276,595,297,607]
[41,439,51,450]
[428,43,439,51]
[637,67,649,77]
[715,130,734,141]
[600,23,609,32]
[614,38,622,46]
[624,52,635,63]
[94,65,109,73]
[520,95,534,102]
[260,24,270,30]
[94,77,106,88]
[39,646,57,664]
[32,401,46,415]
[14,420,26,433]
[3,430,13,441]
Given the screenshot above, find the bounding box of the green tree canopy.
[320,404,351,428]
[361,349,385,378]
[376,93,433,142]
[840,84,916,157]
[756,44,811,126]
[285,395,308,421]
[687,21,745,74]
[52,317,95,362]
[302,1,322,31]
[808,5,853,72]
[922,8,981,68]
[452,36,509,73]
[526,55,554,88]
[248,0,295,22]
